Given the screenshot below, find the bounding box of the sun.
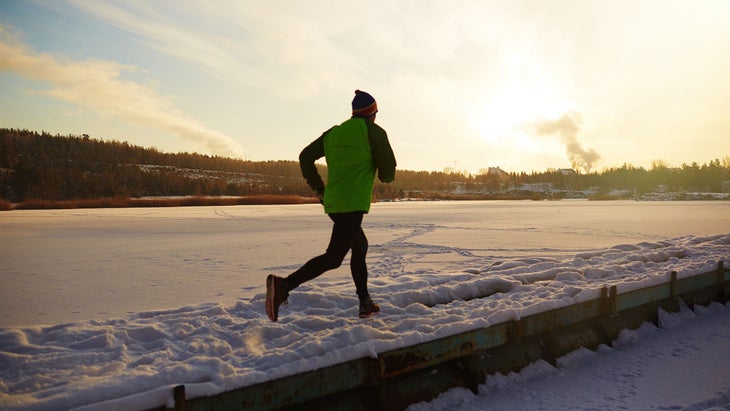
[470,80,576,142]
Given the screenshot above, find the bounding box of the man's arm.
[367,122,397,183]
[298,129,329,193]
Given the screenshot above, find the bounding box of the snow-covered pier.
[164,261,729,411]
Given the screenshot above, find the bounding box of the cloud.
[67,0,349,99]
[68,1,244,80]
[66,1,506,102]
[531,112,600,173]
[0,27,245,158]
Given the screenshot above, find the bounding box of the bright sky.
[1,1,729,174]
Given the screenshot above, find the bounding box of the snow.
[409,302,730,411]
[0,200,729,410]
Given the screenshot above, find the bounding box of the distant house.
[557,168,577,176]
[479,167,508,176]
[479,167,510,183]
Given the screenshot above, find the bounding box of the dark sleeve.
[298,129,329,193]
[367,122,397,183]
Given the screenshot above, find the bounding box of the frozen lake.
[2,200,730,410]
[1,200,729,327]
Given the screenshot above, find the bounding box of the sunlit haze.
[1,1,729,173]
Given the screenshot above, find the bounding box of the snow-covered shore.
[1,201,729,410]
[409,300,730,411]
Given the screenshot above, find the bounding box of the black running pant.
[285,211,369,300]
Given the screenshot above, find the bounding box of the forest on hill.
[1,128,729,208]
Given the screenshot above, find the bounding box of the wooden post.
[718,260,725,284]
[174,385,186,411]
[600,287,608,316]
[609,286,617,317]
[510,319,524,343]
[718,261,729,303]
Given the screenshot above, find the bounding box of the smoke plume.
[531,112,600,173]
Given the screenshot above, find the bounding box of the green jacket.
[299,117,396,214]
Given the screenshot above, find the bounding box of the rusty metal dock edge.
[159,261,729,411]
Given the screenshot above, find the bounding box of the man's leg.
[285,212,364,290]
[350,226,369,300]
[350,226,380,318]
[267,212,367,321]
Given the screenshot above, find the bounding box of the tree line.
[0,129,313,202]
[1,128,728,204]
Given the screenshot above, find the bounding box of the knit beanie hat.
[351,90,378,116]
